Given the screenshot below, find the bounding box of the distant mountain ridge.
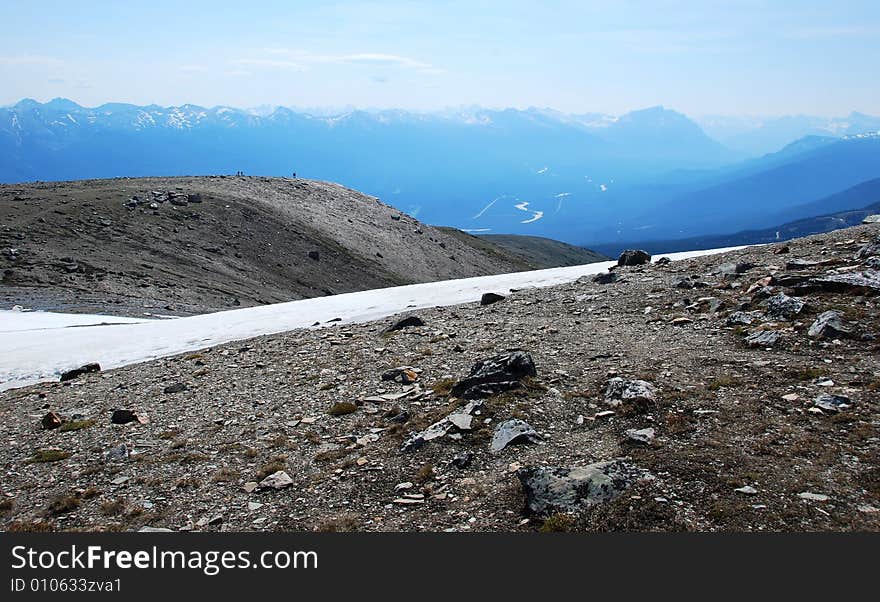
[591,177,880,255]
[2,98,879,253]
[698,111,880,156]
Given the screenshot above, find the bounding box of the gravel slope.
[0,176,528,316]
[1,224,878,532]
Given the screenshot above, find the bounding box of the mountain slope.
[436,228,608,269]
[592,180,880,255]
[585,134,880,245]
[0,98,739,243]
[1,224,878,532]
[0,176,533,316]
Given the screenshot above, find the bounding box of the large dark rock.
[765,292,805,319]
[604,377,656,409]
[490,419,541,453]
[382,315,425,333]
[450,350,537,399]
[110,409,139,425]
[854,241,880,261]
[808,310,851,339]
[480,292,506,305]
[617,249,651,266]
[41,411,63,430]
[163,382,188,394]
[59,363,101,382]
[811,270,880,294]
[592,272,618,285]
[746,329,781,348]
[716,262,757,276]
[813,394,852,413]
[517,460,645,516]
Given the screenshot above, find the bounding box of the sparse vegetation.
[539,513,576,532]
[27,449,72,463]
[59,419,96,432]
[99,498,126,516]
[707,375,743,390]
[47,493,80,515]
[432,378,456,396]
[414,463,435,483]
[211,467,240,483]
[255,456,287,480]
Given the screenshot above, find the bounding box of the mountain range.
[2,98,879,251]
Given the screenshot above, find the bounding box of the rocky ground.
[0,176,536,317]
[1,224,879,532]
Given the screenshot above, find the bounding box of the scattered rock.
[490,419,541,453]
[307,250,320,261]
[726,311,756,326]
[450,350,537,399]
[862,215,880,224]
[655,257,671,265]
[813,393,851,413]
[517,460,646,516]
[604,377,657,410]
[745,330,781,348]
[618,249,651,266]
[811,270,880,294]
[625,427,656,444]
[110,409,139,425]
[480,292,506,305]
[451,451,474,469]
[383,316,425,333]
[59,363,101,382]
[765,292,805,319]
[854,241,880,260]
[592,272,618,284]
[716,262,756,277]
[258,470,293,490]
[163,382,188,394]
[381,366,420,384]
[807,310,851,339]
[104,443,129,462]
[139,526,173,532]
[798,492,830,502]
[327,402,358,416]
[400,400,483,452]
[41,411,63,430]
[735,485,758,495]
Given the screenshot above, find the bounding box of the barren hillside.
[1,223,878,532]
[0,176,536,316]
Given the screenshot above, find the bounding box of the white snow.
[472,198,499,219]
[521,211,544,224]
[0,246,749,391]
[0,310,148,334]
[514,201,544,224]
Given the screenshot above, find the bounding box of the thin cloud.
[230,58,307,71]
[241,49,439,73]
[0,54,63,66]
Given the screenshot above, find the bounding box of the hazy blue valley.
[2,98,879,253]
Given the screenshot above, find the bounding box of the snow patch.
[0,245,750,391]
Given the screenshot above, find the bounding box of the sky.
[2,0,879,116]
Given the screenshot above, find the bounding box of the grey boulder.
[517,460,646,516]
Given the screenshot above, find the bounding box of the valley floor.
[1,225,878,532]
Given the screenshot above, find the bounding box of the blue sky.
[2,0,879,116]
